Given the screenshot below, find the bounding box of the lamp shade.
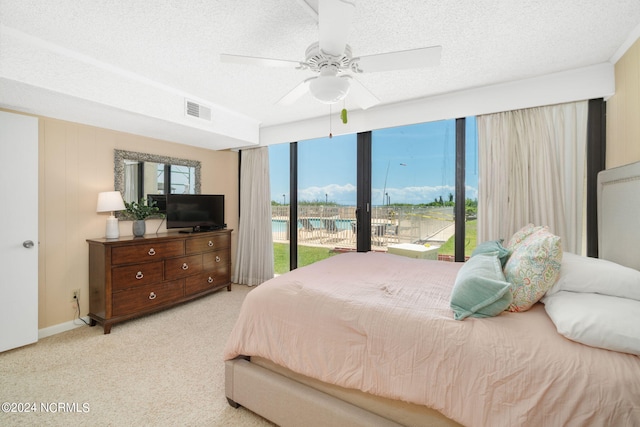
[96,191,125,213]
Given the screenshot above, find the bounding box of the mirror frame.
[114,149,201,217]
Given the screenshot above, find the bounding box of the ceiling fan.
[220,0,442,110]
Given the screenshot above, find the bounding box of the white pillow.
[545,252,640,301]
[543,291,640,355]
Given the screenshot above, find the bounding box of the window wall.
[465,117,479,258]
[371,120,457,255]
[269,117,478,271]
[269,143,291,274]
[297,134,357,266]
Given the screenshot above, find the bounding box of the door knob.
[23,240,34,248]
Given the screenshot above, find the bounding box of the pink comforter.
[224,252,640,426]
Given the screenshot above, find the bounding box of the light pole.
[382,162,407,206]
[382,160,390,206]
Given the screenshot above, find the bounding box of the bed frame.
[225,355,459,426]
[597,160,640,270]
[225,160,640,426]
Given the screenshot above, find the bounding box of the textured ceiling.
[1,0,639,149]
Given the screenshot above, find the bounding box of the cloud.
[294,183,477,205]
[298,183,357,204]
[373,185,478,205]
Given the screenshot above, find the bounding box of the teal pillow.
[471,239,512,266]
[450,252,513,320]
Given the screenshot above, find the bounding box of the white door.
[0,111,38,352]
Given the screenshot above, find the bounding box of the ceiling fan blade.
[276,78,314,105]
[354,46,442,73]
[344,75,380,110]
[318,0,355,57]
[294,0,319,22]
[220,53,302,69]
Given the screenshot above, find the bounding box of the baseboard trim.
[38,317,91,339]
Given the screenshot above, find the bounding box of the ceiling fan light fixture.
[309,73,351,104]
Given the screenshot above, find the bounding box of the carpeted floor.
[0,284,275,426]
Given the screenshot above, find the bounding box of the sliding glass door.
[371,121,456,257]
[269,117,478,271]
[465,117,479,258]
[297,134,357,267]
[269,143,291,274]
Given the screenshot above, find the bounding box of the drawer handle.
[207,276,214,284]
[135,271,144,280]
[215,256,221,263]
[208,240,214,247]
[149,292,157,300]
[148,248,156,256]
[182,263,189,270]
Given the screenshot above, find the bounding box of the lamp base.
[105,215,120,239]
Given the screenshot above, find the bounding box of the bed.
[224,161,640,427]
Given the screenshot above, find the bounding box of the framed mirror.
[114,149,201,214]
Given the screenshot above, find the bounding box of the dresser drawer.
[185,271,227,294]
[111,241,184,265]
[203,249,230,271]
[164,254,203,280]
[112,261,163,292]
[185,233,230,254]
[112,280,184,317]
[87,229,232,334]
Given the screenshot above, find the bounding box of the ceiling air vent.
[185,99,212,121]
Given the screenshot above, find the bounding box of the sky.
[269,118,478,206]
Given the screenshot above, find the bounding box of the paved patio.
[274,220,455,251]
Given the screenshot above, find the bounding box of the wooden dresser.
[87,229,232,334]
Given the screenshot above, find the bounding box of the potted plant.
[123,198,163,237]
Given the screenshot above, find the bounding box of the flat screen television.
[165,194,225,233]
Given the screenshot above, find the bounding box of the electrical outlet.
[70,289,80,303]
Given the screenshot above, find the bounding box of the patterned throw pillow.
[504,228,562,312]
[506,223,544,250]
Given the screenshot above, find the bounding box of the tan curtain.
[232,147,275,286]
[477,101,588,253]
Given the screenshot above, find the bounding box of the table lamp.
[97,191,126,239]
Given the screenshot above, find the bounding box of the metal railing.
[272,205,454,249]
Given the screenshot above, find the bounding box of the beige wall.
[606,37,640,168]
[23,112,238,329]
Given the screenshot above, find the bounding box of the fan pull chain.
[329,104,332,138]
[340,99,348,124]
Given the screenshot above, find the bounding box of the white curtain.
[232,147,275,286]
[477,101,588,253]
[124,163,138,202]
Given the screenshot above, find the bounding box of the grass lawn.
[273,243,340,274]
[438,219,477,257]
[273,220,477,273]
